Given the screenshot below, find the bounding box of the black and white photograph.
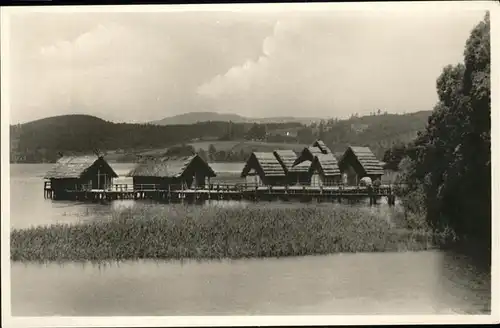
[1,2,498,326]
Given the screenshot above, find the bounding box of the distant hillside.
[318,110,433,159]
[9,115,303,163]
[150,111,322,125]
[10,110,433,163]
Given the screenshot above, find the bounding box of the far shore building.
[241,152,287,186]
[127,154,216,190]
[44,155,118,193]
[309,153,342,187]
[338,146,384,185]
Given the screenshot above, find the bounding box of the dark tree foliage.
[382,143,408,170]
[317,111,431,159]
[403,13,490,247]
[208,144,217,161]
[245,123,267,141]
[297,127,315,144]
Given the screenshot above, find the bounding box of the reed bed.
[11,204,442,262]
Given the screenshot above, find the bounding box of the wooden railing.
[45,180,405,194]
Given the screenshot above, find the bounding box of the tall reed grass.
[11,204,443,262]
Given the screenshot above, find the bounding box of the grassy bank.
[11,205,449,263]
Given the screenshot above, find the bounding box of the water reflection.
[11,251,490,316]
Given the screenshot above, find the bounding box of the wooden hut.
[44,155,118,192]
[288,160,312,185]
[293,139,330,166]
[293,146,324,166]
[311,140,332,154]
[309,153,342,187]
[338,146,384,186]
[241,152,287,186]
[273,149,297,173]
[127,154,216,191]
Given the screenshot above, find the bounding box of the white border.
[1,1,499,327]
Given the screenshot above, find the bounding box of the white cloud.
[8,10,486,123]
[196,12,485,118]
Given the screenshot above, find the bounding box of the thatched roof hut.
[311,140,332,154]
[45,155,118,179]
[273,149,297,173]
[341,146,384,175]
[44,155,118,191]
[241,152,286,177]
[289,160,312,173]
[293,146,324,166]
[309,153,341,187]
[310,153,341,177]
[128,155,213,178]
[241,152,287,186]
[338,146,383,185]
[287,159,312,185]
[128,154,216,189]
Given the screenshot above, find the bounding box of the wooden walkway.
[44,182,398,206]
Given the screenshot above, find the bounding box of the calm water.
[9,162,246,230]
[9,164,491,316]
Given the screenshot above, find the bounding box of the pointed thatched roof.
[241,152,286,177]
[273,149,297,172]
[293,146,323,166]
[312,140,331,154]
[44,155,118,179]
[127,154,216,178]
[310,153,341,176]
[340,146,384,176]
[289,160,312,173]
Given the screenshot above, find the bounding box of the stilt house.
[309,153,341,187]
[292,146,324,166]
[127,154,216,191]
[311,140,331,154]
[44,155,118,192]
[287,140,334,185]
[338,146,384,185]
[241,152,287,186]
[288,160,313,185]
[292,139,332,166]
[273,149,297,173]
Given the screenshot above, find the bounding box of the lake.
[8,164,491,316]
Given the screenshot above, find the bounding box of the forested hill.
[10,110,432,163]
[318,110,432,158]
[9,115,302,163]
[150,111,322,125]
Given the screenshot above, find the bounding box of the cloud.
[8,10,486,123]
[9,14,272,123]
[196,12,485,118]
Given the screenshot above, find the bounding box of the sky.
[5,5,487,124]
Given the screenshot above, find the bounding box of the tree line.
[385,13,491,259]
[11,108,431,163]
[10,117,302,163]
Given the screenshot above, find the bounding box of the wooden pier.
[44,181,398,206]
